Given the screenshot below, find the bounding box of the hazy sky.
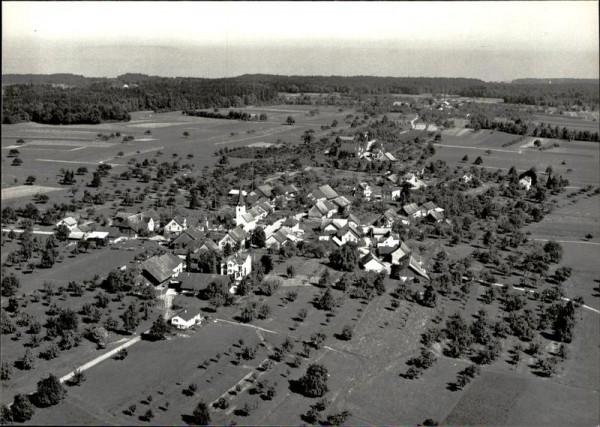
[2,1,599,81]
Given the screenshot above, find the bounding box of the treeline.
[458,81,599,109]
[2,78,278,125]
[468,114,599,142]
[184,110,268,121]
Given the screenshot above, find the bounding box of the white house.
[56,217,78,231]
[164,216,188,238]
[360,253,390,274]
[519,176,532,191]
[221,253,252,281]
[171,310,202,329]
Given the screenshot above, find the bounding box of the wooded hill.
[2,74,598,125]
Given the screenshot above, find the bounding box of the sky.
[2,1,599,82]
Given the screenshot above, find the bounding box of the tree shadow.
[181,414,198,425]
[446,382,460,392]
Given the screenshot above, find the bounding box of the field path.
[59,335,143,384]
[479,280,600,315]
[533,238,600,246]
[410,115,419,130]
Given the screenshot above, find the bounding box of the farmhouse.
[170,227,204,249]
[308,200,337,219]
[402,203,426,218]
[163,216,187,238]
[218,226,247,250]
[114,210,160,235]
[170,309,202,329]
[141,253,183,287]
[221,253,252,281]
[56,216,78,231]
[360,253,390,273]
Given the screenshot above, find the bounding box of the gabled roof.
[256,201,273,213]
[360,252,385,267]
[309,189,327,201]
[199,239,220,252]
[172,309,201,322]
[318,184,339,200]
[315,200,337,214]
[391,242,412,260]
[428,210,444,221]
[384,152,397,161]
[268,230,288,244]
[241,212,256,224]
[58,217,78,227]
[143,209,160,221]
[282,218,299,228]
[387,174,399,184]
[402,203,421,216]
[332,196,352,208]
[224,252,251,266]
[346,213,360,226]
[256,184,273,199]
[228,226,247,243]
[382,209,400,222]
[173,216,187,225]
[141,253,182,284]
[422,201,438,211]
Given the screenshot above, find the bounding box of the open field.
[1,106,352,201]
[435,129,600,187]
[533,113,600,133]
[6,270,598,426]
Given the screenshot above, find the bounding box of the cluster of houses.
[50,170,453,328]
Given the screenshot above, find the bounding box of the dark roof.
[141,253,182,284]
[178,272,220,291]
[318,185,339,200]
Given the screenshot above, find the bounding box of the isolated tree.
[302,129,316,145]
[339,324,354,341]
[89,171,102,187]
[286,116,295,125]
[147,315,169,340]
[183,131,190,138]
[19,349,35,370]
[543,240,563,263]
[11,394,35,422]
[12,158,23,166]
[193,401,211,425]
[553,301,576,343]
[252,227,266,248]
[473,156,483,165]
[1,273,20,296]
[1,362,13,380]
[316,288,335,311]
[25,175,37,185]
[297,364,329,397]
[260,254,273,274]
[121,302,141,333]
[34,374,66,407]
[8,148,20,157]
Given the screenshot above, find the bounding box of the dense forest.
[2,74,598,125]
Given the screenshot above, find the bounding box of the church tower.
[235,186,246,225]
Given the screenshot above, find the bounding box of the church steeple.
[235,185,246,226]
[237,185,245,207]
